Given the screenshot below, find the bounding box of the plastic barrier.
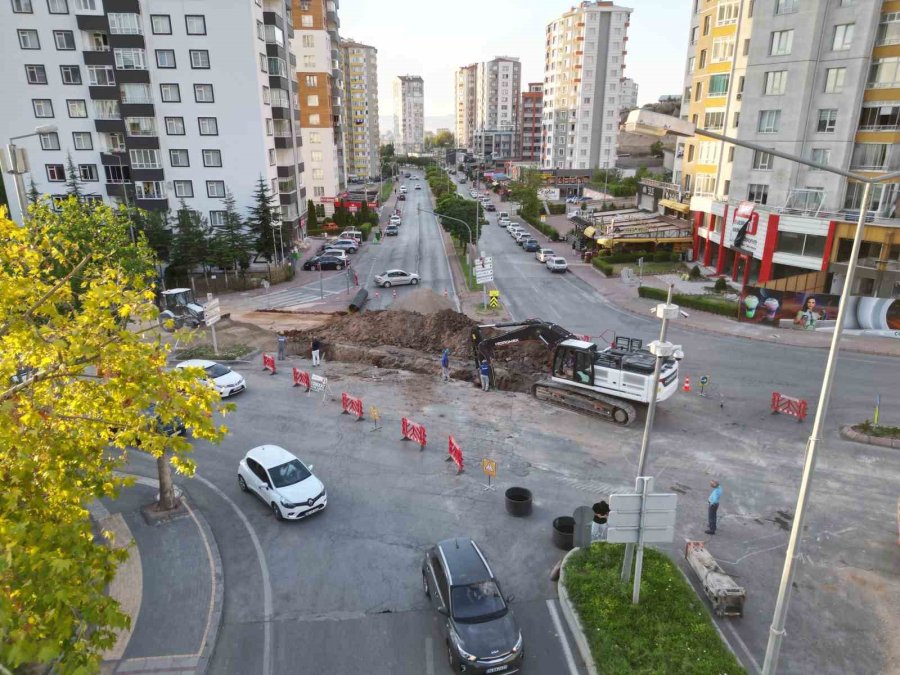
[262,353,276,375]
[401,417,427,449]
[771,391,808,422]
[448,435,464,474]
[341,392,364,420]
[292,367,311,391]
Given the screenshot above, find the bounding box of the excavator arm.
[471,319,575,366]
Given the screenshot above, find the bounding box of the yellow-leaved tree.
[0,199,228,672]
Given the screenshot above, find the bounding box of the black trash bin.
[505,487,533,517]
[552,516,575,550]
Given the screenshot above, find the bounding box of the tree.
[247,176,278,263]
[0,201,227,672]
[509,169,542,220]
[169,200,211,274]
[209,189,253,272]
[433,130,455,147]
[306,199,318,231]
[379,143,395,159]
[356,200,372,227]
[650,140,664,158]
[132,208,173,265]
[65,152,82,199]
[27,173,40,205]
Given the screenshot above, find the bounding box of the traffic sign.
[607,489,677,544]
[488,290,500,308]
[475,272,494,285]
[204,297,221,326]
[481,458,497,477]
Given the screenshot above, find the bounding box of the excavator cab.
[552,341,597,386]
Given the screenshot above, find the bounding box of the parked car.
[398,193,406,201]
[497,218,508,228]
[389,214,402,226]
[536,248,555,262]
[237,445,327,521]
[384,224,399,236]
[328,239,359,254]
[514,231,531,245]
[546,256,569,273]
[303,255,345,271]
[459,178,467,185]
[176,359,247,398]
[145,402,186,438]
[340,230,362,243]
[323,249,349,262]
[523,239,540,252]
[374,269,420,287]
[422,538,523,673]
[415,184,422,190]
[485,203,496,212]
[404,172,411,178]
[498,211,510,221]
[508,227,524,240]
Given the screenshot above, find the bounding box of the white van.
[498,211,510,221]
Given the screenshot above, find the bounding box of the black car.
[423,538,523,674]
[485,203,496,212]
[404,172,411,178]
[303,255,345,271]
[523,239,540,252]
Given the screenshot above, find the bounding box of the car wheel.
[410,278,419,285]
[338,263,345,270]
[383,281,392,288]
[238,475,248,492]
[271,502,284,521]
[422,571,430,597]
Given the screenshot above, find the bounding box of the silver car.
[536,248,555,262]
[514,231,531,245]
[374,269,421,287]
[546,256,568,273]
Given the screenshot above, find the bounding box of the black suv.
[423,538,523,673]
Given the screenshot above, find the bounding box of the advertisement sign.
[739,286,840,328]
[537,187,560,201]
[728,203,760,254]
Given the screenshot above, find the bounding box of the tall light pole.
[625,109,900,674]
[4,125,58,222]
[418,205,472,248]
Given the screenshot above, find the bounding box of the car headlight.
[450,629,477,662]
[279,498,300,508]
[511,631,523,653]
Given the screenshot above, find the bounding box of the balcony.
[134,180,165,200]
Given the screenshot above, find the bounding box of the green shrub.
[547,203,567,215]
[714,276,728,293]
[358,222,373,241]
[638,286,739,317]
[689,264,703,280]
[592,256,614,276]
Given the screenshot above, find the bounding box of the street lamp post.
[4,125,58,222]
[418,205,472,248]
[624,109,900,674]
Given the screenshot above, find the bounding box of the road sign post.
[205,294,221,356]
[699,375,710,397]
[481,458,497,491]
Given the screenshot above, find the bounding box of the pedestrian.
[440,348,450,382]
[479,359,491,392]
[706,480,722,535]
[277,332,286,361]
[311,337,321,366]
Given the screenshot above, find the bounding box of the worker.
[479,359,491,392]
[440,348,450,382]
[277,333,286,361]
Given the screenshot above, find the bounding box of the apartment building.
[454,63,477,150]
[393,75,424,154]
[679,0,900,292]
[621,76,638,110]
[474,56,522,161]
[341,39,379,181]
[520,82,543,161]
[542,2,632,171]
[293,0,345,211]
[2,0,305,232]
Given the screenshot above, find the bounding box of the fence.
[167,263,294,295]
[760,270,829,294]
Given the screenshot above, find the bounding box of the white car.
[323,249,349,261]
[508,226,524,238]
[238,445,327,521]
[514,231,531,245]
[375,269,420,287]
[497,218,509,228]
[400,185,408,193]
[536,248,556,262]
[176,359,246,397]
[498,211,510,221]
[546,256,569,273]
[389,215,402,226]
[340,230,362,243]
[415,184,422,190]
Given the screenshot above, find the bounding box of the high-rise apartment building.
[454,64,477,150]
[520,83,543,161]
[393,75,424,154]
[341,39,379,181]
[293,0,345,210]
[1,0,305,231]
[621,77,638,111]
[542,2,632,170]
[679,0,900,290]
[475,56,522,160]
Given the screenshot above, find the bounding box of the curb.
[839,425,900,448]
[556,548,599,675]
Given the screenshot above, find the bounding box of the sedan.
[547,256,569,273]
[398,193,406,201]
[323,249,349,262]
[384,224,399,236]
[485,203,496,212]
[329,239,359,253]
[238,445,327,521]
[415,184,422,190]
[303,255,345,271]
[374,269,420,287]
[176,359,247,398]
[523,239,540,252]
[536,248,555,262]
[389,215,402,226]
[514,231,531,245]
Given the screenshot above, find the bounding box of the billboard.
[537,187,560,201]
[739,286,840,329]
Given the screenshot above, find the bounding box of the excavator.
[471,319,682,426]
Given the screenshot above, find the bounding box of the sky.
[339,0,689,132]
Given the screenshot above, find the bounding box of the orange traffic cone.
[683,376,691,392]
[444,289,449,297]
[392,288,397,299]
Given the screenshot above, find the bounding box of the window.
[202,149,222,167]
[25,65,47,84]
[311,168,324,179]
[690,26,698,45]
[817,109,838,132]
[309,113,321,125]
[824,68,845,94]
[93,99,119,119]
[776,231,826,257]
[87,65,115,86]
[708,74,729,96]
[698,142,719,165]
[54,30,75,50]
[78,164,97,181]
[302,34,314,48]
[775,0,797,14]
[307,94,319,106]
[185,15,206,35]
[764,70,787,95]
[262,86,270,105]
[129,148,160,169]
[174,180,193,198]
[151,15,171,34]
[313,186,325,197]
[268,149,276,166]
[833,23,854,51]
[12,0,32,12]
[301,14,313,27]
[851,143,889,170]
[72,132,92,150]
[309,131,320,143]
[699,50,707,69]
[72,0,98,9]
[165,117,185,135]
[209,211,225,226]
[867,58,900,89]
[310,150,323,162]
[18,29,39,49]
[159,83,180,102]
[156,50,176,68]
[67,99,86,117]
[743,38,750,56]
[858,104,900,130]
[103,163,129,183]
[687,57,695,73]
[302,54,315,68]
[194,84,214,102]
[687,145,695,162]
[190,50,210,69]
[712,37,735,63]
[770,30,794,56]
[114,48,146,70]
[717,0,739,25]
[694,174,717,196]
[703,111,725,129]
[260,54,268,72]
[733,111,740,127]
[752,150,774,170]
[39,132,59,150]
[48,0,68,13]
[108,13,142,35]
[876,13,900,47]
[32,99,53,118]
[124,117,157,136]
[758,109,781,133]
[46,164,65,181]
[198,117,218,135]
[164,149,188,168]
[206,181,225,198]
[747,183,769,204]
[810,148,830,168]
[134,181,165,199]
[703,15,711,35]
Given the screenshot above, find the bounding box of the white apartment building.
[454,64,477,150]
[542,2,633,170]
[393,75,424,154]
[341,39,379,180]
[2,0,305,232]
[621,77,638,111]
[475,56,521,159]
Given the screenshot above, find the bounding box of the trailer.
[684,540,746,617]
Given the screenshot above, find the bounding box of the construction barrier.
[263,353,276,375]
[448,435,464,474]
[341,392,364,420]
[292,367,311,391]
[771,391,808,422]
[401,417,427,448]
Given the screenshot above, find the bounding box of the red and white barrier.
[448,435,464,474]
[771,391,808,422]
[341,392,364,420]
[401,417,427,448]
[292,367,311,391]
[263,353,276,375]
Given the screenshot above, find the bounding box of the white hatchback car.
[375,269,420,287]
[546,256,569,273]
[238,445,327,521]
[389,215,402,226]
[176,359,246,397]
[323,249,349,262]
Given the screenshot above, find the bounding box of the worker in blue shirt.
[479,359,491,392]
[440,348,450,382]
[706,480,722,535]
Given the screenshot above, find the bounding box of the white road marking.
[724,621,761,674]
[425,636,435,675]
[546,599,580,675]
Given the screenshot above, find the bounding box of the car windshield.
[205,363,231,378]
[451,581,507,623]
[269,459,311,488]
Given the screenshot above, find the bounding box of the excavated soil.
[284,308,550,392]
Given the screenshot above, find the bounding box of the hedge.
[638,285,739,317]
[598,250,678,264]
[520,212,561,241]
[592,256,614,276]
[547,203,567,215]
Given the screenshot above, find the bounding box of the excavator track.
[532,380,638,427]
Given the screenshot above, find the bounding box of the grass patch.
[638,285,739,318]
[612,261,681,275]
[175,343,253,361]
[379,180,393,202]
[564,544,745,675]
[854,420,900,438]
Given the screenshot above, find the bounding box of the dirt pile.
[389,288,455,314]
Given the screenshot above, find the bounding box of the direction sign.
[607,489,677,544]
[475,272,494,285]
[204,297,221,326]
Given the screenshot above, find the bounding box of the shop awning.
[583,226,596,238]
[659,199,691,215]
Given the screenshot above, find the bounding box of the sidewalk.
[91,477,222,675]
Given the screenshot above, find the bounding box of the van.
[340,230,362,243]
[498,211,510,221]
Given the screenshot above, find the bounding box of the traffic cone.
[444,289,449,298]
[683,376,691,393]
[392,288,397,299]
